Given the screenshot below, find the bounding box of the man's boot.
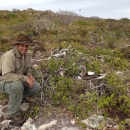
[10,115,26,126]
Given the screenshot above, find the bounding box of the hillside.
[0,8,130,129]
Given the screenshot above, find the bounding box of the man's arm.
[1,54,28,82]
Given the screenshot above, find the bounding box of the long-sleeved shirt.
[0,47,32,84]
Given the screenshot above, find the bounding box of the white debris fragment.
[59,71,64,76]
[32,64,40,69]
[0,105,8,118]
[38,120,57,130]
[88,71,95,75]
[0,120,12,130]
[96,74,106,79]
[21,103,29,112]
[61,126,79,130]
[81,115,104,129]
[116,71,123,75]
[21,117,37,130]
[70,119,76,125]
[77,76,82,80]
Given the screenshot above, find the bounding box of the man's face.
[16,43,29,56]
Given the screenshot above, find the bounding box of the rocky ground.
[0,99,83,130]
[0,98,127,130]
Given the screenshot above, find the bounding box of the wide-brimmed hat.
[13,34,35,46]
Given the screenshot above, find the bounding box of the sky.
[0,0,130,20]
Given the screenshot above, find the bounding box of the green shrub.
[72,20,87,26]
[7,13,17,18]
[98,73,130,115]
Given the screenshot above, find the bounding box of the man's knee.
[33,81,41,92]
[11,81,24,92]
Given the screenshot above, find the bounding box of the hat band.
[17,40,31,43]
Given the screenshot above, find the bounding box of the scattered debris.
[21,103,30,112]
[81,115,104,129]
[0,105,8,119]
[38,120,57,130]
[21,117,37,130]
[0,119,12,130]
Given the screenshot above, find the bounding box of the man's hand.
[28,75,35,82]
[26,76,35,88]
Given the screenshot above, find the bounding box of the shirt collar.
[13,48,22,58]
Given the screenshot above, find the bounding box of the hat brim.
[14,41,35,46]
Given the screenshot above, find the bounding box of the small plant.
[98,73,130,116]
[72,20,87,26]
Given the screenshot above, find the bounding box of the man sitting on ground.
[0,34,41,126]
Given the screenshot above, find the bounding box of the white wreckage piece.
[81,115,104,129]
[35,45,73,61]
[38,120,57,130]
[95,73,106,79]
[0,120,12,130]
[51,51,66,58]
[21,117,37,130]
[20,103,30,112]
[0,105,8,118]
[78,65,106,80]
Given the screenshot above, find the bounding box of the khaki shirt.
[0,48,31,83]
